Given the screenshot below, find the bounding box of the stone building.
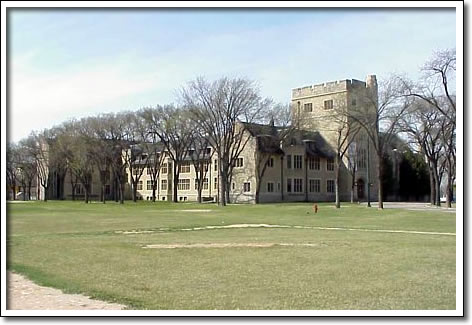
[41,75,379,204]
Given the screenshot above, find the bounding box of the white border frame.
[1,0,463,318]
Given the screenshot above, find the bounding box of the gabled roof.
[301,131,336,159]
[242,122,336,158]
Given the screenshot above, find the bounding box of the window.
[287,155,292,169]
[178,179,190,190]
[278,183,281,191]
[294,178,303,193]
[309,179,320,193]
[146,167,152,175]
[351,98,357,106]
[105,184,111,195]
[309,157,320,170]
[324,99,334,110]
[214,177,218,189]
[214,160,218,171]
[287,178,292,193]
[232,182,235,190]
[243,182,251,192]
[294,155,303,169]
[267,182,274,193]
[161,164,168,174]
[179,162,191,173]
[161,179,167,191]
[137,181,143,191]
[234,157,244,168]
[327,158,334,171]
[147,180,153,190]
[206,148,211,154]
[162,197,166,201]
[304,103,313,112]
[267,157,274,167]
[327,180,335,193]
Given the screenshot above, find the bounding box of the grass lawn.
[7,201,456,310]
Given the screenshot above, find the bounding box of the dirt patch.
[143,242,324,249]
[115,230,154,234]
[178,209,213,212]
[7,272,126,310]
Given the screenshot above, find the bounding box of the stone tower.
[291,75,379,201]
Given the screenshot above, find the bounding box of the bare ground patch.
[7,272,126,310]
[143,242,325,249]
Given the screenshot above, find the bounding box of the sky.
[8,7,456,143]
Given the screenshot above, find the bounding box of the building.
[42,75,379,204]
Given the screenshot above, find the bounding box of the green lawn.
[7,201,456,310]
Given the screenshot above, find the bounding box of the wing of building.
[39,75,379,204]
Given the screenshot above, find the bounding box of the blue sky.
[9,8,456,142]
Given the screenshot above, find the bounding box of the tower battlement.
[292,78,369,99]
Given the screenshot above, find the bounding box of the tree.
[63,120,95,204]
[142,105,193,203]
[16,140,37,200]
[121,112,153,203]
[347,75,410,209]
[400,49,456,207]
[188,122,212,203]
[83,116,114,203]
[24,132,51,201]
[251,103,295,204]
[6,143,19,200]
[400,99,443,206]
[181,76,270,206]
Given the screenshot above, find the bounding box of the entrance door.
[357,179,365,199]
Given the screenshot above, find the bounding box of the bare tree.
[400,99,444,206]
[188,121,212,203]
[16,140,37,200]
[404,49,456,123]
[400,49,456,207]
[121,112,153,203]
[142,105,193,203]
[181,76,270,206]
[347,75,410,209]
[82,116,114,203]
[24,132,51,201]
[7,143,19,200]
[251,103,295,204]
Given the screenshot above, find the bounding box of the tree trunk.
[431,160,441,207]
[377,153,383,210]
[430,170,436,206]
[85,188,89,204]
[335,156,341,208]
[173,164,178,203]
[119,182,124,204]
[43,185,48,202]
[198,185,203,203]
[152,184,157,202]
[218,161,226,206]
[446,170,452,208]
[133,184,138,202]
